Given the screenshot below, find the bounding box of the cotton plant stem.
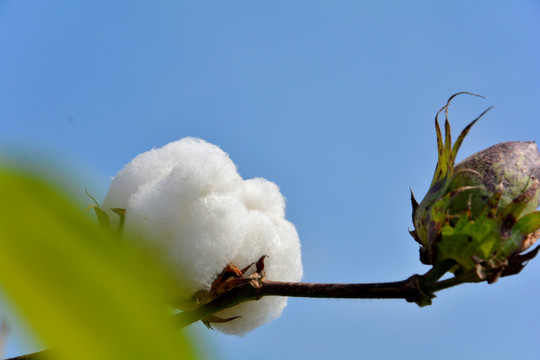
[261,278,422,299]
[173,268,483,328]
[424,268,483,293]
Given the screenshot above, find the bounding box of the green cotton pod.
[410,94,540,277]
[434,141,540,271]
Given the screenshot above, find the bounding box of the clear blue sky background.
[1,1,540,359]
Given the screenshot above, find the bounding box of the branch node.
[405,274,434,307]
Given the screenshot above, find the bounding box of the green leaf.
[437,215,500,269]
[0,169,198,360]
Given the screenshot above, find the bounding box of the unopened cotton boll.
[103,137,303,335]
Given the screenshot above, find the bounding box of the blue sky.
[1,1,540,359]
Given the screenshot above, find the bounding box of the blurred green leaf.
[0,169,198,360]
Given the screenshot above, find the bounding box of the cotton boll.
[103,137,303,335]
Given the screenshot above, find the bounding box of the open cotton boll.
[103,137,303,335]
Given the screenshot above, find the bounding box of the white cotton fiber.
[102,137,303,335]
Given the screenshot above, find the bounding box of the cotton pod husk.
[103,137,303,335]
[410,93,540,281]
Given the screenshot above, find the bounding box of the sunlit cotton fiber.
[103,137,303,334]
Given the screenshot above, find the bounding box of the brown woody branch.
[173,262,483,329]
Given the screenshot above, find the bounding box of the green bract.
[410,93,540,282]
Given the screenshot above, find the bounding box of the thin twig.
[173,266,483,328]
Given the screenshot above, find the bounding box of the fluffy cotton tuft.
[103,137,303,335]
